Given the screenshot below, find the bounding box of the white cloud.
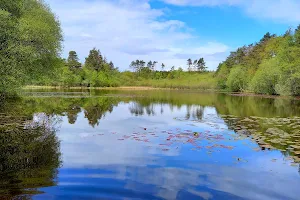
[244,0,300,23]
[162,0,300,23]
[46,0,230,70]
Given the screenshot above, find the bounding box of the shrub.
[250,59,280,95]
[226,66,248,92]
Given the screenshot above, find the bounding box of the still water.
[1,89,300,199]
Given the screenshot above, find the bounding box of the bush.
[226,66,248,92]
[290,73,300,96]
[250,59,280,95]
[275,72,300,96]
[216,64,230,89]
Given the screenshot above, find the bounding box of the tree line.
[216,29,300,96]
[1,0,299,97]
[129,57,207,73]
[43,52,209,87]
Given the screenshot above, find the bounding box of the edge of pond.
[23,86,300,100]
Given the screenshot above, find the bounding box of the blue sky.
[46,0,300,70]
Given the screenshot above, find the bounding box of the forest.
[1,0,300,98]
[216,30,300,96]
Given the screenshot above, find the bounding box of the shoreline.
[23,85,299,99]
[24,85,170,91]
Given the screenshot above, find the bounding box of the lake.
[1,89,300,200]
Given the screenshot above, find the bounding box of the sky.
[46,0,300,71]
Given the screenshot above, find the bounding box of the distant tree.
[152,61,158,71]
[130,61,136,71]
[295,25,300,46]
[67,51,82,70]
[283,28,292,37]
[103,56,108,64]
[85,48,103,72]
[109,61,115,70]
[197,58,207,72]
[260,32,275,44]
[193,60,198,71]
[130,60,146,73]
[147,61,153,69]
[187,58,192,72]
[161,63,165,71]
[140,60,146,68]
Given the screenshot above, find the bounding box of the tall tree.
[85,48,103,72]
[161,63,165,71]
[130,60,137,72]
[295,25,300,46]
[0,0,63,98]
[109,61,115,70]
[187,58,192,72]
[130,60,145,73]
[147,61,153,69]
[67,51,81,70]
[193,60,198,71]
[260,32,275,44]
[197,58,207,72]
[152,61,158,71]
[140,60,146,68]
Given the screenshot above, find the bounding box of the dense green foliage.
[2,0,299,96]
[29,50,215,89]
[226,66,248,92]
[216,28,300,96]
[0,0,62,99]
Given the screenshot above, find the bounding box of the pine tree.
[67,51,82,70]
[197,58,207,72]
[85,48,103,72]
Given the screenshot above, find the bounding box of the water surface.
[1,89,300,199]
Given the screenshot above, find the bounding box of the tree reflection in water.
[0,113,61,198]
[129,102,156,116]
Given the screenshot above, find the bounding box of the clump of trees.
[127,57,207,81]
[216,28,300,96]
[187,58,207,72]
[0,0,63,99]
[32,49,211,88]
[58,48,119,87]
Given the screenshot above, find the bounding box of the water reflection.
[1,90,300,199]
[59,164,297,200]
[0,110,61,198]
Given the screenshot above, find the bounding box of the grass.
[121,72,217,90]
[24,72,218,91]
